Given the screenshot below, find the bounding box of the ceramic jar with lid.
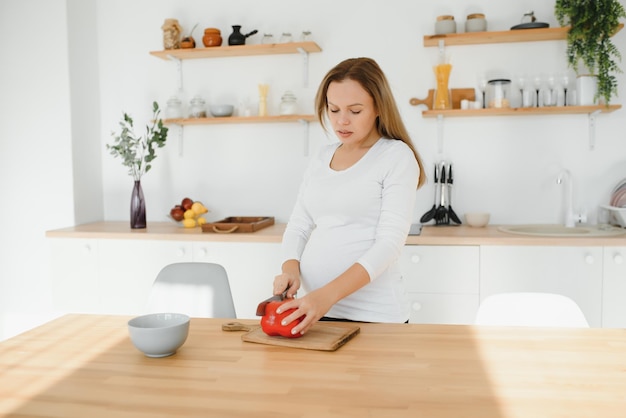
[189,95,207,118]
[279,91,298,115]
[202,28,222,47]
[435,15,456,35]
[465,13,487,32]
[486,79,511,108]
[165,96,183,119]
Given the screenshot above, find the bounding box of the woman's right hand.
[273,260,301,299]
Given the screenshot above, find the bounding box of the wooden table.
[2,315,626,417]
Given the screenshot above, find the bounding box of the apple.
[170,207,185,222]
[181,197,193,211]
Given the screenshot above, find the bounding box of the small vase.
[130,180,146,229]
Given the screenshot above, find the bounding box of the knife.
[255,291,286,316]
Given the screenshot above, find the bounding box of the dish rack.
[600,205,626,228]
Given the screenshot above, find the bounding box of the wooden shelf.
[150,41,322,60]
[423,24,624,47]
[163,114,316,126]
[422,105,621,118]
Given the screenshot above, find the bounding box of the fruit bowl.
[169,198,209,228]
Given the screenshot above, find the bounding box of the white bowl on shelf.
[210,104,234,117]
[464,212,490,228]
[600,205,626,228]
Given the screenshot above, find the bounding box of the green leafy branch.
[555,0,626,104]
[107,101,168,181]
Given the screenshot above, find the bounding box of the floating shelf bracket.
[299,119,310,156]
[588,110,601,150]
[296,47,310,87]
[166,54,183,91]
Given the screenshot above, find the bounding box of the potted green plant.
[555,0,626,105]
[107,101,168,229]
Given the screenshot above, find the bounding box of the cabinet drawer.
[399,246,479,294]
[408,293,479,325]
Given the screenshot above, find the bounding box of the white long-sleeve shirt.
[281,137,419,322]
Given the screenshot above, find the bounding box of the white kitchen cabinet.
[399,245,480,324]
[193,242,281,319]
[98,240,193,315]
[479,246,603,327]
[49,237,279,318]
[601,247,626,328]
[50,238,100,313]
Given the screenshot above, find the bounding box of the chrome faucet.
[556,169,587,227]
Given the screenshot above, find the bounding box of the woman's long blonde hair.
[315,57,425,188]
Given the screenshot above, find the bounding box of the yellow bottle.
[433,63,452,110]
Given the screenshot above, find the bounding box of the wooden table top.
[2,314,626,417]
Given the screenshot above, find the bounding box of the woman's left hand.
[275,288,333,336]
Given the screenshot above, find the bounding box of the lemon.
[197,217,207,226]
[184,209,196,220]
[191,201,208,215]
[182,218,196,228]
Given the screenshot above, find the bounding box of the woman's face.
[326,79,379,147]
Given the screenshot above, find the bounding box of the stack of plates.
[610,178,626,208]
[601,178,626,228]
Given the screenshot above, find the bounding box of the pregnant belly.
[300,228,373,289]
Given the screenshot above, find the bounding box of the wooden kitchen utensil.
[231,322,360,351]
[410,88,475,110]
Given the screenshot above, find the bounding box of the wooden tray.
[241,323,361,351]
[201,216,275,234]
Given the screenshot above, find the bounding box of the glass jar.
[262,33,275,44]
[279,32,293,43]
[165,96,183,119]
[279,91,297,115]
[433,63,452,110]
[486,79,511,108]
[300,31,312,41]
[189,95,207,118]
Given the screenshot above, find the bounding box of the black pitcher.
[228,25,258,45]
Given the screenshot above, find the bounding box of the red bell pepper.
[260,300,303,338]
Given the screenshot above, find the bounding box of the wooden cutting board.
[226,322,360,351]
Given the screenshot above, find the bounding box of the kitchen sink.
[498,224,626,237]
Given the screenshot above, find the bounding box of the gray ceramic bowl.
[210,104,234,117]
[128,313,190,357]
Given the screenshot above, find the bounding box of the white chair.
[146,262,237,318]
[475,292,589,328]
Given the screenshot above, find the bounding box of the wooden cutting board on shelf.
[235,323,360,351]
[410,88,475,109]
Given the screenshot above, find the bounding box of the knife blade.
[255,292,286,316]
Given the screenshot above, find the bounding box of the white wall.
[1,0,625,339]
[96,0,626,226]
[0,0,75,338]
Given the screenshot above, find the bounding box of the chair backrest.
[146,262,237,318]
[475,292,589,328]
